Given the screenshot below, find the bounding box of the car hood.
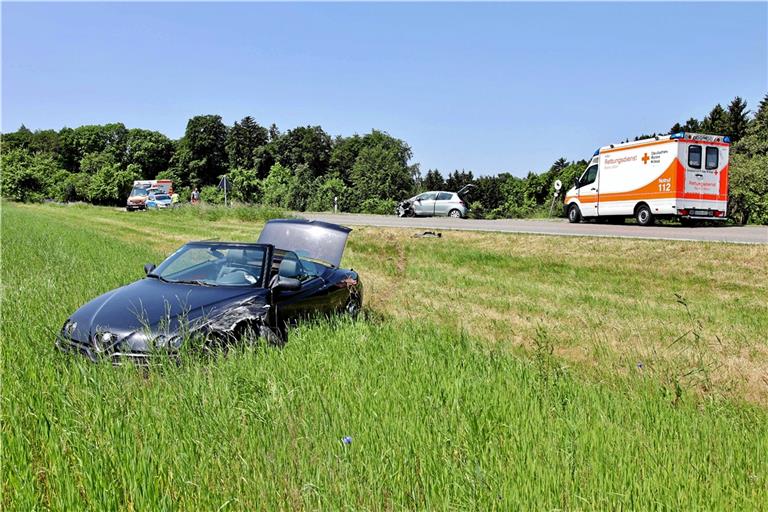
[67,278,268,342]
[257,219,351,267]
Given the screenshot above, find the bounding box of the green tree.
[726,97,750,144]
[88,163,139,204]
[226,116,269,170]
[268,123,280,142]
[682,118,701,132]
[59,123,128,172]
[1,125,33,151]
[272,126,332,178]
[735,94,768,158]
[199,185,224,204]
[422,169,445,191]
[307,177,348,212]
[445,170,474,192]
[229,167,263,203]
[262,163,298,209]
[701,104,729,135]
[550,157,568,173]
[329,135,364,186]
[0,148,62,202]
[125,129,174,179]
[349,132,414,209]
[173,115,229,186]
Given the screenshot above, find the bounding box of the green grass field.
[2,202,767,510]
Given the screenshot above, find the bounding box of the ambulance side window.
[688,145,702,169]
[705,147,719,170]
[580,165,598,187]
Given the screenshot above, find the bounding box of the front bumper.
[55,335,170,365]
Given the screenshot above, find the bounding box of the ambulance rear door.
[682,143,720,204]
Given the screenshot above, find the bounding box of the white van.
[563,133,730,225]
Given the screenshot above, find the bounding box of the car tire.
[345,295,362,319]
[449,209,462,219]
[567,204,581,223]
[259,324,285,347]
[635,204,654,226]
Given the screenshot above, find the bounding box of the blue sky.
[2,2,766,176]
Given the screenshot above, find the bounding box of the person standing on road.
[191,188,200,205]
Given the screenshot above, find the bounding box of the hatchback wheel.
[449,209,462,218]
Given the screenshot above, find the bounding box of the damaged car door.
[412,192,437,217]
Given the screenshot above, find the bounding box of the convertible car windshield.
[151,243,267,287]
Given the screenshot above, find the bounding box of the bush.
[229,167,262,203]
[358,197,397,215]
[87,163,138,204]
[155,203,293,223]
[468,200,487,219]
[200,185,224,205]
[261,163,297,209]
[728,154,768,224]
[1,149,62,202]
[306,177,348,212]
[49,170,90,202]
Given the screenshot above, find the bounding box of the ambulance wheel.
[567,204,581,223]
[635,204,654,226]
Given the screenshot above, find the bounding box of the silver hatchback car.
[399,184,476,218]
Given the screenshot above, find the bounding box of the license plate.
[691,209,711,216]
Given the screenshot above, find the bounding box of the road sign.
[218,175,232,207]
[218,176,232,192]
[554,179,562,191]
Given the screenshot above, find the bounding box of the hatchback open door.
[456,184,477,197]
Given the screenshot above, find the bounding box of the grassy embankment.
[2,202,767,510]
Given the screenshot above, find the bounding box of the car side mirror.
[144,263,156,275]
[271,276,301,292]
[574,178,580,189]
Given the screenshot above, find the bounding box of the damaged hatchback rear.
[56,220,363,363]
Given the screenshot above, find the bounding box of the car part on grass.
[413,231,442,238]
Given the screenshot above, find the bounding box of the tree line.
[2,94,766,223]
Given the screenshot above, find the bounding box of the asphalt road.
[300,213,768,244]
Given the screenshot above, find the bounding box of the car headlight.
[154,335,182,350]
[62,319,77,336]
[92,331,114,352]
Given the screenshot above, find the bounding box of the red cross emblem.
[642,153,650,164]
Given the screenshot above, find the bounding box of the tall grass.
[2,203,767,509]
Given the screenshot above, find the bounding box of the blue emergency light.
[670,132,685,139]
[723,136,731,143]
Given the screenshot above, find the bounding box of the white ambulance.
[563,132,730,225]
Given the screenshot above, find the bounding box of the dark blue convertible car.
[56,219,362,362]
